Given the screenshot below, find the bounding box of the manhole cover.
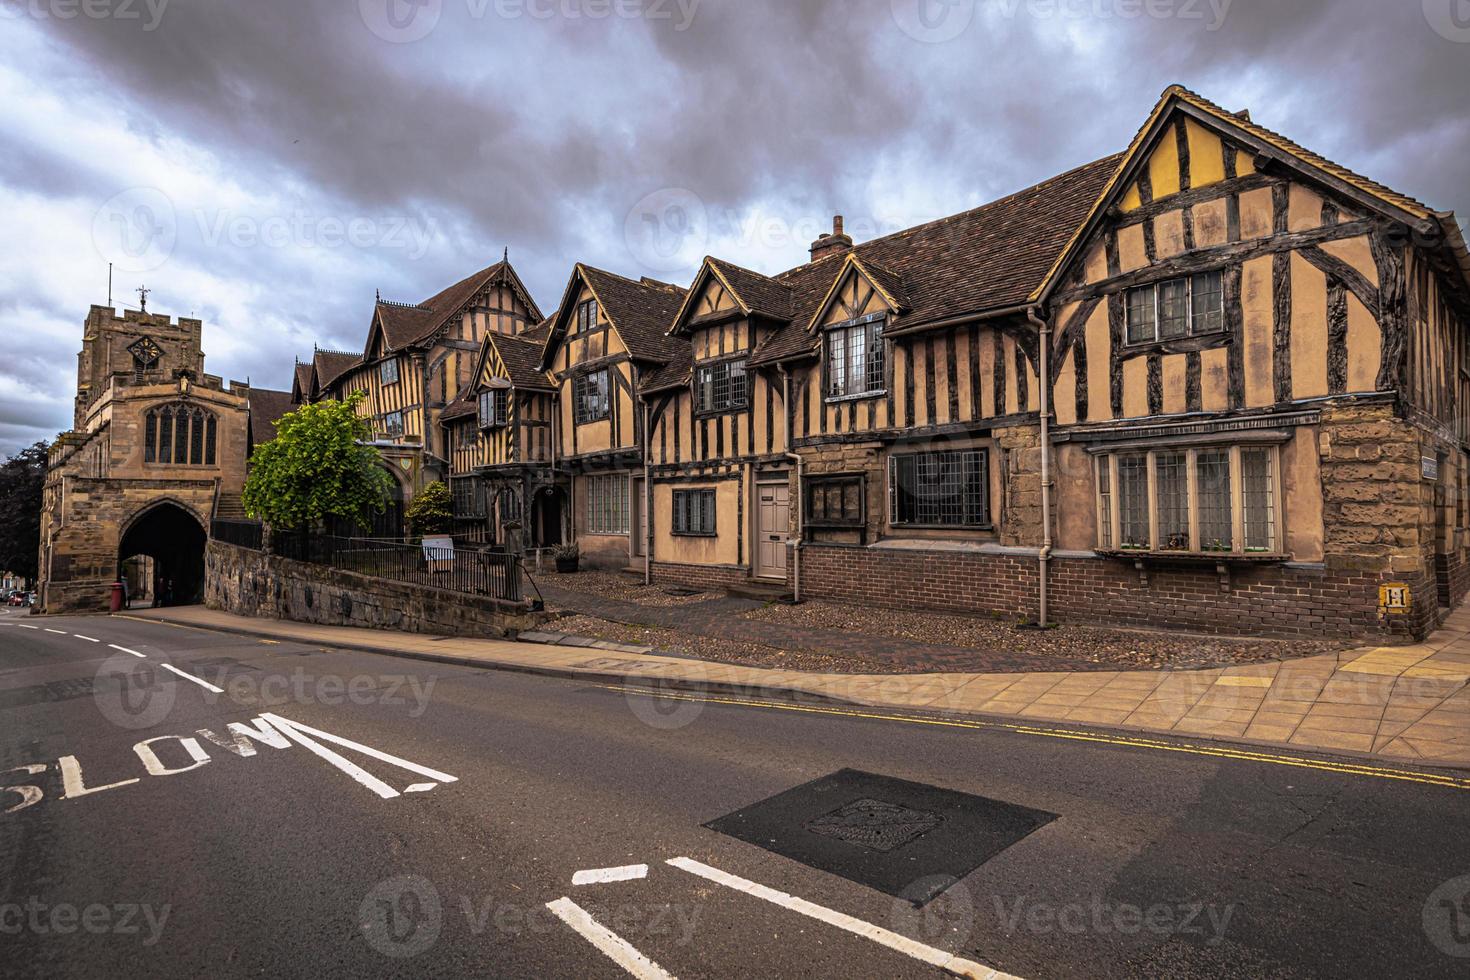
[705,769,1058,905]
[804,798,941,852]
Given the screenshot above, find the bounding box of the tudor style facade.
[284,85,1470,641]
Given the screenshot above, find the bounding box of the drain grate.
[705,769,1058,905]
[804,798,941,852]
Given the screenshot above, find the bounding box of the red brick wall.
[796,543,1431,640]
[650,561,754,592]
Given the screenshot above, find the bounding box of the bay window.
[1094,444,1281,555]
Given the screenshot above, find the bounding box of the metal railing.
[211,519,263,550]
[270,532,526,604]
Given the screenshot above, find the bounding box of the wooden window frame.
[584,474,629,535]
[803,474,866,528]
[382,410,405,438]
[671,488,717,537]
[887,449,991,529]
[1125,270,1225,346]
[823,313,886,402]
[379,358,400,386]
[573,369,611,425]
[575,298,598,334]
[693,357,750,416]
[478,389,508,429]
[1095,444,1283,556]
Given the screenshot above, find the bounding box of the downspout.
[779,365,803,602]
[641,386,653,586]
[1027,305,1053,628]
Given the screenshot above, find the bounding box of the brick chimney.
[809,214,853,262]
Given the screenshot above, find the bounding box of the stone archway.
[118,500,207,606]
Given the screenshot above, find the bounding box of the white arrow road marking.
[666,857,1021,980]
[573,865,649,886]
[546,897,676,980]
[109,644,147,658]
[259,713,458,800]
[160,662,224,694]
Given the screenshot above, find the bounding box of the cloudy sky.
[2,0,1467,455]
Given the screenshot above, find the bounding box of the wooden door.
[631,477,645,557]
[756,483,790,579]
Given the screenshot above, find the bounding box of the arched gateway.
[117,500,208,606]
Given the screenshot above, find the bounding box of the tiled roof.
[742,152,1122,366]
[440,384,477,421]
[578,265,687,363]
[313,349,360,390]
[492,331,555,391]
[640,348,693,394]
[707,257,794,320]
[247,387,295,446]
[292,361,312,401]
[375,258,545,354]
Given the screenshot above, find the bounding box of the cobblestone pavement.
[538,582,1140,674]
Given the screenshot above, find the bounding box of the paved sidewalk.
[121,605,1470,770]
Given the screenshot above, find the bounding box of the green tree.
[242,393,393,531]
[0,441,47,580]
[405,480,453,536]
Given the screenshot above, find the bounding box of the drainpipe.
[1028,305,1053,628]
[779,365,803,602]
[641,388,653,586]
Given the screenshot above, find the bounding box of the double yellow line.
[609,686,1470,791]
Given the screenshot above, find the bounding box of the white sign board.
[421,535,455,572]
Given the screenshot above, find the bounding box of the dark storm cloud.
[2,0,1467,458]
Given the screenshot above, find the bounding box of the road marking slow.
[160,662,225,694]
[573,864,649,886]
[108,644,147,658]
[545,897,675,979]
[72,634,99,642]
[611,688,1470,791]
[667,857,1014,980]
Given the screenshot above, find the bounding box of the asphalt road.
[2,604,1468,978]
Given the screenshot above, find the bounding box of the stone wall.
[205,540,549,638]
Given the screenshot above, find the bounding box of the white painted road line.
[545,897,676,980]
[44,628,66,634]
[259,713,458,800]
[666,857,1019,980]
[159,662,225,694]
[573,864,650,886]
[73,634,99,642]
[17,624,37,629]
[109,644,147,658]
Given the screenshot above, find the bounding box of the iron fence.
[211,519,263,550]
[269,531,527,604]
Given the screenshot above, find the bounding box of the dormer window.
[380,358,400,385]
[825,315,885,400]
[478,389,508,428]
[575,298,598,334]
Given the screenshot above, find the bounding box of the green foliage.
[551,542,580,562]
[0,441,47,579]
[242,393,393,530]
[405,480,453,535]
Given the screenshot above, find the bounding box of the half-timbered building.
[536,265,686,568]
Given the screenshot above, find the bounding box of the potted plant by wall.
[551,543,580,573]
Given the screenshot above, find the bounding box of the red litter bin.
[109,581,124,613]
